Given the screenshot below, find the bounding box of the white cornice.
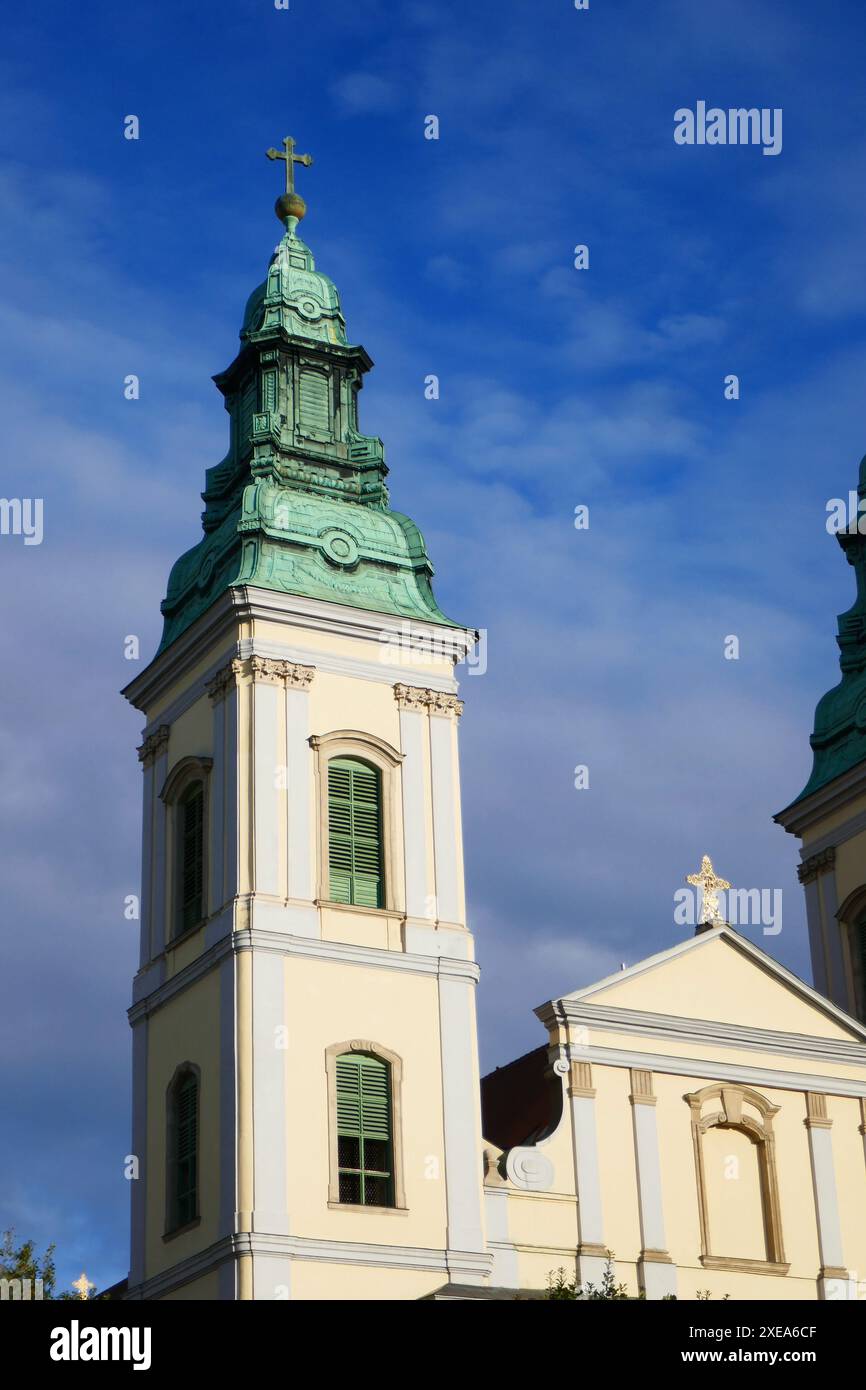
[566,1041,866,1099]
[125,1231,490,1302]
[774,760,866,836]
[123,586,477,714]
[550,1001,866,1067]
[129,925,480,1020]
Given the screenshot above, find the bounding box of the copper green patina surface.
[792,453,866,803]
[158,141,457,653]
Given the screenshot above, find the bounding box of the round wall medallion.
[297,299,321,319]
[505,1147,555,1192]
[321,529,359,567]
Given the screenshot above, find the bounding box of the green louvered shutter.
[335,1052,393,1207]
[175,1074,198,1227]
[180,782,204,933]
[328,759,383,907]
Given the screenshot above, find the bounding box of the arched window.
[327,758,383,907]
[335,1051,393,1206]
[159,755,211,943]
[166,1065,199,1233]
[178,782,205,934]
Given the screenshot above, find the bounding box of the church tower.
[122,141,489,1300]
[777,455,866,1023]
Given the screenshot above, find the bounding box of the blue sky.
[2,0,866,1292]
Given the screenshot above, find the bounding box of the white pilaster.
[151,738,170,955]
[129,1016,148,1286]
[805,1094,847,1299]
[252,678,280,898]
[219,953,237,1241]
[629,1070,677,1299]
[139,760,155,966]
[285,682,314,904]
[430,713,461,926]
[484,1187,519,1289]
[438,967,487,1276]
[209,691,226,914]
[252,950,289,1236]
[224,681,239,903]
[399,706,429,920]
[568,1060,609,1287]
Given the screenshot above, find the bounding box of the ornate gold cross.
[686,854,731,925]
[72,1271,93,1300]
[266,135,313,195]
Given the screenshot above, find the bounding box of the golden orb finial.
[266,135,313,228]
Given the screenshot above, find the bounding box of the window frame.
[159,755,213,943]
[325,1040,407,1212]
[685,1082,788,1275]
[310,732,404,914]
[164,1062,201,1238]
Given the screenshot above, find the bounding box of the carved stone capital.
[205,658,245,703]
[798,846,836,884]
[428,691,464,718]
[137,724,170,766]
[247,656,316,689]
[249,655,288,685]
[393,684,463,718]
[393,683,431,711]
[629,1068,656,1105]
[284,662,316,690]
[805,1091,833,1128]
[569,1060,595,1097]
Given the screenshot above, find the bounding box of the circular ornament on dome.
[297,299,321,319]
[321,529,359,567]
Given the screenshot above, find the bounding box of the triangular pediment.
[553,928,866,1044]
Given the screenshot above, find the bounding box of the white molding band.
[125,1231,490,1302]
[566,1041,866,1100]
[551,1001,866,1066]
[123,587,473,720]
[130,928,479,1021]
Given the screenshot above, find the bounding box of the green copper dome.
[791,452,866,803]
[157,219,458,653]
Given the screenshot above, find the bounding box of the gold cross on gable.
[72,1271,93,1300]
[266,135,314,195]
[686,854,731,926]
